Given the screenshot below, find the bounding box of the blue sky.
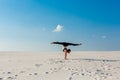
[0,0,120,51]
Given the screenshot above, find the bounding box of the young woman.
[51,42,82,60]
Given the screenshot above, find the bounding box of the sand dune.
[0,51,120,80]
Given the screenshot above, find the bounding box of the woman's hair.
[63,48,67,52]
[63,48,71,53]
[67,49,71,53]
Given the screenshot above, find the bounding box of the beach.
[0,51,120,80]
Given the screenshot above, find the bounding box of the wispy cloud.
[101,35,107,39]
[91,34,107,39]
[53,24,63,32]
[42,27,46,31]
[91,34,96,38]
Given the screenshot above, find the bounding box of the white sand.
[0,51,120,80]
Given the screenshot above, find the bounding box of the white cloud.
[53,24,63,32]
[101,35,107,39]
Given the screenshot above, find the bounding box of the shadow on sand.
[71,58,120,62]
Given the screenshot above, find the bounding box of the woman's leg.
[63,49,68,60]
[64,52,67,60]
